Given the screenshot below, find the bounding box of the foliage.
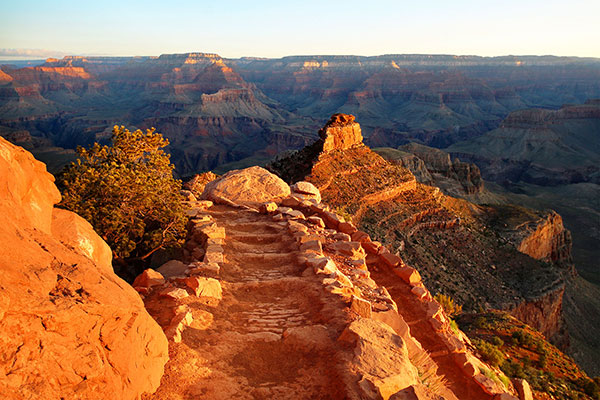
[474,339,505,367]
[59,126,188,263]
[434,293,463,317]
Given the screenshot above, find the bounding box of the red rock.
[300,240,323,254]
[259,201,277,214]
[326,241,365,259]
[362,240,382,254]
[133,269,166,288]
[0,137,168,399]
[350,295,372,318]
[307,216,325,228]
[184,277,222,299]
[290,181,321,203]
[157,260,188,278]
[350,230,370,242]
[159,287,189,300]
[395,266,422,285]
[380,252,402,268]
[318,113,364,152]
[338,221,357,235]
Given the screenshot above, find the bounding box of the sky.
[1,0,599,60]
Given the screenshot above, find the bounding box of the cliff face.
[0,137,168,399]
[270,115,568,347]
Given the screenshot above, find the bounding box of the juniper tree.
[59,126,187,266]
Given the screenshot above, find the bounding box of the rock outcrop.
[0,137,168,400]
[319,113,364,152]
[183,171,219,198]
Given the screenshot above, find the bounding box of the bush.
[475,339,505,367]
[59,126,188,270]
[491,336,504,347]
[434,293,463,317]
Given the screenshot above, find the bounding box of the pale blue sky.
[1,0,599,59]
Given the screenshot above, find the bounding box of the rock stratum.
[0,137,168,399]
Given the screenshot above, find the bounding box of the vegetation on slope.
[458,311,599,400]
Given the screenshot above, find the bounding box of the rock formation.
[0,137,168,399]
[319,113,364,152]
[269,115,569,348]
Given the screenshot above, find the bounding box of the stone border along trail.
[137,192,518,400]
[142,204,352,399]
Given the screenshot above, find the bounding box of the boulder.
[201,166,290,207]
[338,319,419,399]
[183,171,219,198]
[290,181,321,203]
[0,137,168,400]
[133,269,166,288]
[184,277,222,300]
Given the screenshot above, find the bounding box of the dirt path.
[146,206,347,400]
[368,261,493,400]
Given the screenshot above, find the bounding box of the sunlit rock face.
[0,137,168,400]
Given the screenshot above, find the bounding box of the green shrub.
[60,126,188,269]
[475,340,505,367]
[491,336,504,347]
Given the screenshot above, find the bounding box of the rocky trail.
[144,206,349,399]
[134,166,520,400]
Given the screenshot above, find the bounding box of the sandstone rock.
[159,287,190,300]
[351,230,371,243]
[307,216,325,228]
[332,232,351,241]
[0,137,61,234]
[351,295,372,318]
[380,252,403,268]
[290,181,321,203]
[338,318,419,400]
[51,208,113,273]
[281,195,302,208]
[410,286,428,300]
[133,269,166,288]
[513,379,533,400]
[184,277,223,300]
[259,201,277,214]
[390,384,442,400]
[327,241,366,259]
[362,240,382,254]
[395,266,422,285]
[321,210,344,229]
[300,240,323,254]
[318,113,364,152]
[164,307,193,343]
[0,138,168,400]
[338,221,357,235]
[157,260,188,278]
[201,166,290,206]
[180,189,197,202]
